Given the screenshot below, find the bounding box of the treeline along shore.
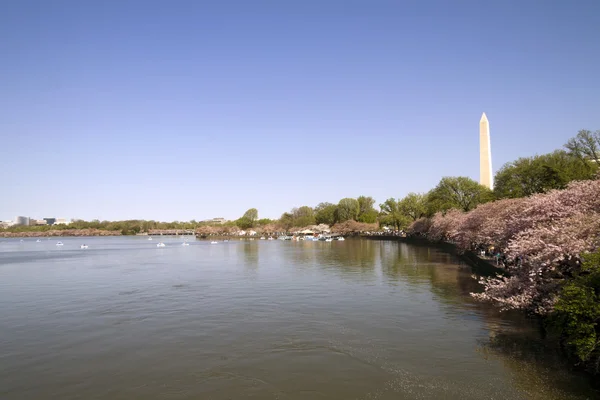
[0,229,122,238]
[3,129,600,381]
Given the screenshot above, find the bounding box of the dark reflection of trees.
[376,239,598,398]
[241,242,259,269]
[477,324,598,399]
[285,241,318,267]
[311,239,378,280]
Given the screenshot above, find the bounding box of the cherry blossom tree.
[409,177,600,314]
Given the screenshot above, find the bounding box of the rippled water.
[0,236,596,399]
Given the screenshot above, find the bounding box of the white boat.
[325,238,333,242]
[80,244,88,249]
[182,242,189,246]
[36,239,42,243]
[156,242,166,247]
[148,237,153,241]
[337,237,345,241]
[20,239,24,242]
[260,237,266,240]
[56,242,64,246]
[267,237,274,240]
[211,241,218,244]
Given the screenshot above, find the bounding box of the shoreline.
[0,230,122,238]
[362,234,503,276]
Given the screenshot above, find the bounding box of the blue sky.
[1,0,599,222]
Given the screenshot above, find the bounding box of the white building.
[54,218,69,225]
[14,216,30,226]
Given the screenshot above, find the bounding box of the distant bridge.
[146,229,195,236]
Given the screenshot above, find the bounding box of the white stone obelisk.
[479,112,493,189]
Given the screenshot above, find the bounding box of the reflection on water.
[0,237,596,399]
[477,327,594,399]
[241,241,259,269]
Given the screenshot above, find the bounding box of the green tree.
[551,250,600,372]
[292,206,316,227]
[357,196,378,223]
[314,202,337,225]
[494,150,597,199]
[379,198,411,230]
[398,193,428,221]
[236,217,253,230]
[336,198,360,222]
[235,208,258,229]
[565,129,600,164]
[427,176,493,213]
[279,212,294,230]
[242,208,258,226]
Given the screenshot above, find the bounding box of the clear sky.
[1,0,599,222]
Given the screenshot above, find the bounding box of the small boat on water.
[80,244,88,249]
[260,237,266,240]
[267,237,274,240]
[56,242,64,246]
[20,239,24,242]
[36,239,42,243]
[156,242,166,247]
[210,241,218,244]
[182,242,189,246]
[325,238,333,242]
[148,237,153,241]
[337,237,345,241]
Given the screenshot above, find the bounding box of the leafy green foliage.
[357,196,378,223]
[551,250,600,372]
[235,208,259,229]
[243,208,258,225]
[336,198,360,222]
[494,150,597,199]
[398,193,428,221]
[314,202,337,225]
[278,212,294,230]
[235,217,253,230]
[379,198,411,230]
[427,176,493,213]
[291,206,316,227]
[565,129,600,164]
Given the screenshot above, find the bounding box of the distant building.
[14,216,30,226]
[33,220,48,226]
[1,221,13,228]
[54,218,69,225]
[43,218,56,226]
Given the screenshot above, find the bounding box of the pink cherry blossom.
[409,178,600,314]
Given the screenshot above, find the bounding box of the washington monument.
[479,112,493,189]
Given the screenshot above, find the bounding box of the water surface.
[0,237,596,399]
